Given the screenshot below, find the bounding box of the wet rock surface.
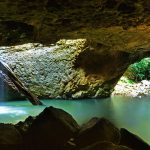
[0,106,149,150]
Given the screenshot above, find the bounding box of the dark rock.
[0,123,22,150]
[15,116,35,135]
[75,117,121,148]
[24,106,79,150]
[120,128,150,150]
[63,138,77,150]
[0,124,22,144]
[81,141,133,150]
[117,0,136,13]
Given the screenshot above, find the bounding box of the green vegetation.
[124,58,150,82]
[118,76,135,84]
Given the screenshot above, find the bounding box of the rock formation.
[0,37,150,99]
[0,0,150,99]
[0,0,149,45]
[0,106,150,150]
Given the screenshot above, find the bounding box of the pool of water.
[0,96,150,144]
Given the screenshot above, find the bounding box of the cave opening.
[0,0,150,149]
[0,40,150,148]
[113,57,150,97]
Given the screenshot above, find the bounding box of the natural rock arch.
[0,0,150,99]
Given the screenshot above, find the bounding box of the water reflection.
[0,96,150,144]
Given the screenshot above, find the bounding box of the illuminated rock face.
[0,38,150,99]
[0,0,150,99]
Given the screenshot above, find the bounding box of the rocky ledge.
[0,106,149,150]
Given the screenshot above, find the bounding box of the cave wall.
[0,0,149,45]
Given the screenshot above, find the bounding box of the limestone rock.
[1,38,150,99]
[75,117,121,148]
[0,0,150,99]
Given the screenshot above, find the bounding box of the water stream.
[0,96,150,144]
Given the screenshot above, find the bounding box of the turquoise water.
[0,96,150,144]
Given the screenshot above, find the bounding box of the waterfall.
[0,60,43,105]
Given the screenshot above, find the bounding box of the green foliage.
[119,76,135,84]
[125,58,150,82]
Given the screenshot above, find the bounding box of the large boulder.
[0,123,22,150]
[120,128,150,150]
[23,106,79,150]
[75,117,120,148]
[1,38,150,99]
[0,124,22,144]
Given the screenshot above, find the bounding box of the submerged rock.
[75,117,120,148]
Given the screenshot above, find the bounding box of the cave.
[0,0,150,150]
